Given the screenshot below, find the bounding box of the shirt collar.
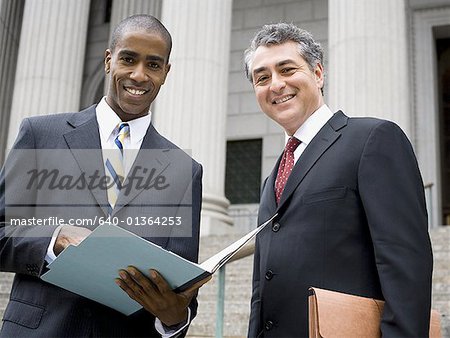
[288,104,333,146]
[96,97,152,144]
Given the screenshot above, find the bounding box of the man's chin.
[120,102,150,116]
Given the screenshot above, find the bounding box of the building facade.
[1,0,450,335]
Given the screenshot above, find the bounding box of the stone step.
[188,235,253,337]
[0,227,449,337]
[429,226,450,338]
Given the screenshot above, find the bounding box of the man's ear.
[314,63,324,89]
[104,49,112,74]
[161,63,171,84]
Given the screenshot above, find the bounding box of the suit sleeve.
[0,118,58,276]
[358,121,433,337]
[163,162,203,336]
[183,162,202,322]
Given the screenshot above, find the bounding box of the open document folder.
[41,214,277,315]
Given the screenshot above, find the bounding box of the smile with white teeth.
[125,87,147,95]
[273,95,294,104]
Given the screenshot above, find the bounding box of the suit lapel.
[63,105,110,216]
[260,155,281,215]
[276,111,348,210]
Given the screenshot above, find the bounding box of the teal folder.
[41,214,276,315]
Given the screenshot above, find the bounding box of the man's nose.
[269,74,286,93]
[130,63,149,82]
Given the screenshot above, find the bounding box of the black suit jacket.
[0,105,202,337]
[248,111,433,337]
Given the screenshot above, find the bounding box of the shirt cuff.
[154,308,191,338]
[44,225,64,264]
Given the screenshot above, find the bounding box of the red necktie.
[275,137,301,204]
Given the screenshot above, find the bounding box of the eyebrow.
[118,50,165,63]
[252,59,298,75]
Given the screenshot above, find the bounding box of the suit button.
[272,222,280,232]
[265,270,274,280]
[264,320,274,331]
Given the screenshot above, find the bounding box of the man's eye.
[255,76,269,84]
[121,57,134,64]
[281,67,295,73]
[149,63,160,69]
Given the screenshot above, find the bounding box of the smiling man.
[0,15,205,337]
[245,23,433,337]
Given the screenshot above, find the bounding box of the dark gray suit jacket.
[248,111,433,337]
[0,105,202,337]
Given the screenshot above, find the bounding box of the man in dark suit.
[0,15,206,337]
[244,23,433,337]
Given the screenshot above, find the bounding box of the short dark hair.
[110,14,172,61]
[244,23,323,83]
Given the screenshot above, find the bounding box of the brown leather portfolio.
[308,287,442,338]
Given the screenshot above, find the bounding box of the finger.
[182,275,213,297]
[119,269,159,307]
[118,269,145,295]
[115,277,133,294]
[127,266,158,295]
[115,277,140,302]
[149,269,172,294]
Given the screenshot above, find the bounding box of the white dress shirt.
[288,104,334,163]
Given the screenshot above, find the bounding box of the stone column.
[328,0,411,136]
[0,0,24,162]
[110,0,162,29]
[7,0,90,148]
[154,0,233,235]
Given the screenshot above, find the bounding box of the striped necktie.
[104,123,130,213]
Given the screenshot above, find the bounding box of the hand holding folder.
[41,214,277,315]
[116,267,212,326]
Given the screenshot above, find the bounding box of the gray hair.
[244,23,323,83]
